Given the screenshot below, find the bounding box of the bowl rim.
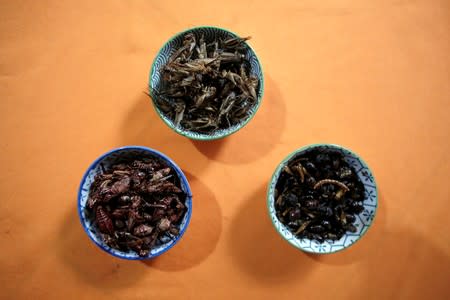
[266,143,379,254]
[148,25,265,141]
[77,145,193,260]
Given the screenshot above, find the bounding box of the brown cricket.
[87,158,187,257]
[152,32,260,134]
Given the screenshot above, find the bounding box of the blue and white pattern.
[77,146,193,260]
[267,144,378,254]
[149,26,264,140]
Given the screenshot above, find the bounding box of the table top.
[1,1,449,299]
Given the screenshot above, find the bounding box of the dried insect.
[288,207,301,221]
[143,213,153,221]
[131,170,146,186]
[127,209,143,231]
[114,220,125,229]
[151,32,259,134]
[335,189,346,200]
[132,160,157,171]
[151,167,172,182]
[111,207,129,219]
[274,149,365,243]
[131,195,143,209]
[221,36,251,50]
[305,199,320,209]
[86,158,187,257]
[309,225,325,233]
[87,196,98,209]
[158,218,171,232]
[96,206,114,235]
[133,224,154,237]
[152,208,166,222]
[283,166,293,175]
[339,167,353,179]
[169,226,180,236]
[110,176,131,194]
[295,220,311,235]
[118,195,131,205]
[314,179,350,192]
[102,234,118,248]
[292,163,305,183]
[126,238,144,252]
[147,181,182,194]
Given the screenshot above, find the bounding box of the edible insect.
[96,206,114,235]
[151,32,259,134]
[314,179,349,192]
[274,149,366,243]
[158,218,171,232]
[133,224,154,237]
[86,158,187,257]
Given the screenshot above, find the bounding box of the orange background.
[1,1,449,299]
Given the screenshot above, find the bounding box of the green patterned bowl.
[149,26,264,140]
[267,144,378,254]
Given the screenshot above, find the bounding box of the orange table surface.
[1,1,449,299]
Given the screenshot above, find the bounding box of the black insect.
[274,149,366,243]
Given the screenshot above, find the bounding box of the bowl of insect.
[148,26,264,140]
[78,146,192,260]
[267,144,378,254]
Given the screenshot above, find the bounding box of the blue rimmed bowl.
[77,146,193,260]
[267,144,378,254]
[149,26,264,140]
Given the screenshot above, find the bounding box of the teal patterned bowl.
[267,144,378,254]
[149,26,264,140]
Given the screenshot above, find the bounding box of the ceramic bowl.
[267,144,378,254]
[77,146,192,260]
[149,26,264,140]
